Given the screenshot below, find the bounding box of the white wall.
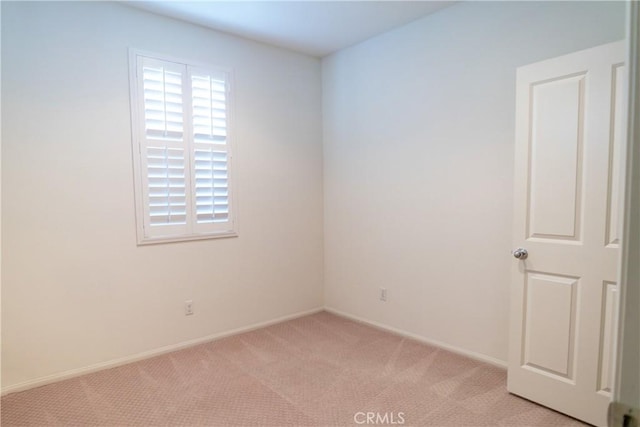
[1,1,323,390]
[322,1,626,363]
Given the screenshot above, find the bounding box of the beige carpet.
[1,311,587,426]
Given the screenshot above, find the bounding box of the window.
[129,51,236,244]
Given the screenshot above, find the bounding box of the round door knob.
[513,248,528,260]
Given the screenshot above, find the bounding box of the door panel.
[605,64,627,248]
[509,41,625,427]
[523,273,578,380]
[529,74,584,240]
[597,281,617,395]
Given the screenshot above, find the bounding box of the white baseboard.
[324,306,508,369]
[1,307,324,396]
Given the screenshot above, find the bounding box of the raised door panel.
[523,273,578,380]
[528,74,585,241]
[605,64,627,248]
[597,282,618,394]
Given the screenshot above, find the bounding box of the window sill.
[137,230,238,246]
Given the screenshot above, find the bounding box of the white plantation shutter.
[146,146,187,226]
[191,71,228,143]
[131,52,236,243]
[142,63,184,140]
[190,69,231,232]
[194,149,229,224]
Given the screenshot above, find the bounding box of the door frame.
[613,0,640,413]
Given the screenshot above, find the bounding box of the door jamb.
[612,0,640,418]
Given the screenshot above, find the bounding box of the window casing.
[129,51,236,244]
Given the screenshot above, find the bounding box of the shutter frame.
[129,49,237,244]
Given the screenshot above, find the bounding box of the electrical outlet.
[380,288,387,302]
[185,300,194,316]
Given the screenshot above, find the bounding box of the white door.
[508,41,626,427]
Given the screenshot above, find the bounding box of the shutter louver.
[191,74,227,144]
[194,148,229,223]
[143,66,184,140]
[147,147,187,226]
